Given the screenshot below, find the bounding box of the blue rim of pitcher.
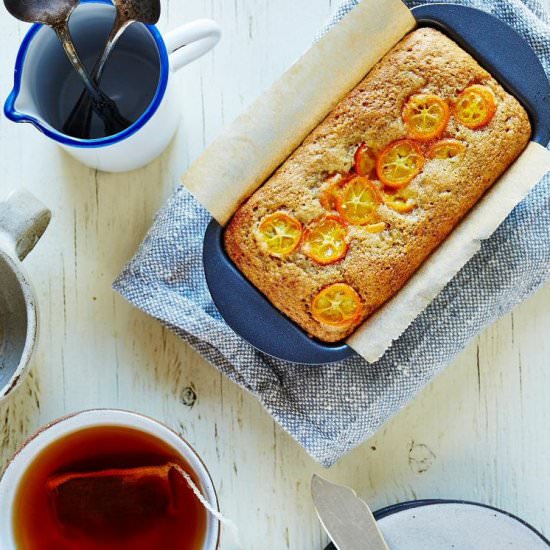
[3,0,170,149]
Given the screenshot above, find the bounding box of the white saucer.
[324,500,549,549]
[377,501,548,549]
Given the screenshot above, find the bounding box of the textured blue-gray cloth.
[114,0,550,467]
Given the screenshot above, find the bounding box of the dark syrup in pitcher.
[40,7,161,140]
[57,45,160,140]
[13,426,207,550]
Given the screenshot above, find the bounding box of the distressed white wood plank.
[1,1,549,549]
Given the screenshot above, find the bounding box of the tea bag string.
[172,464,243,549]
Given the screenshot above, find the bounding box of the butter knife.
[311,475,389,550]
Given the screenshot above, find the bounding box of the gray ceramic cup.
[0,190,51,401]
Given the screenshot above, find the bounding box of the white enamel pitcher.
[4,0,221,172]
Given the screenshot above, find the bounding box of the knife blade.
[311,475,389,550]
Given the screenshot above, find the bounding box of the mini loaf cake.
[224,27,531,343]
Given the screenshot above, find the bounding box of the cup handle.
[0,190,51,261]
[164,19,222,73]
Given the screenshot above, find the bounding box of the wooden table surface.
[1,1,549,548]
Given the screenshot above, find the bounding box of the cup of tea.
[0,409,221,549]
[4,0,221,172]
[0,189,51,403]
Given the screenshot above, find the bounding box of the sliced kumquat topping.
[319,178,344,212]
[256,212,302,257]
[320,185,339,211]
[365,222,386,233]
[376,139,425,189]
[319,173,346,211]
[383,188,417,214]
[336,176,382,225]
[454,84,496,129]
[354,143,377,177]
[403,94,450,140]
[311,283,364,327]
[427,138,467,160]
[302,216,348,265]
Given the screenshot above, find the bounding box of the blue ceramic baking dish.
[203,3,550,365]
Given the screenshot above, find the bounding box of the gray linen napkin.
[114,0,550,467]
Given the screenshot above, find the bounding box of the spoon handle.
[54,23,104,104]
[62,17,133,138]
[94,16,132,82]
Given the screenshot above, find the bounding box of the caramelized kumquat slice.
[256,212,302,257]
[403,94,450,140]
[376,139,425,189]
[319,173,346,211]
[336,176,382,225]
[454,84,496,129]
[302,216,348,265]
[354,143,377,177]
[383,188,417,214]
[427,139,466,160]
[365,222,386,233]
[311,283,364,327]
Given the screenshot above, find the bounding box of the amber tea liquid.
[12,425,207,550]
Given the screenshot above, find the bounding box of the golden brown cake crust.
[224,28,531,343]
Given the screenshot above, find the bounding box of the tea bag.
[46,463,181,537]
[47,462,243,546]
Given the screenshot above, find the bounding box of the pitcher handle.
[164,19,222,73]
[0,190,51,261]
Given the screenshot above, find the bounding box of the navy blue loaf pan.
[203,3,550,365]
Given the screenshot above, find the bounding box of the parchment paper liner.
[182,0,550,362]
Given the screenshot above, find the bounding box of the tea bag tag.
[173,464,244,550]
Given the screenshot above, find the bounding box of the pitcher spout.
[4,22,49,133]
[4,89,36,126]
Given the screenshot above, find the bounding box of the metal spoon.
[63,0,161,138]
[4,0,130,137]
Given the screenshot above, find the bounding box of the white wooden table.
[1,1,550,548]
